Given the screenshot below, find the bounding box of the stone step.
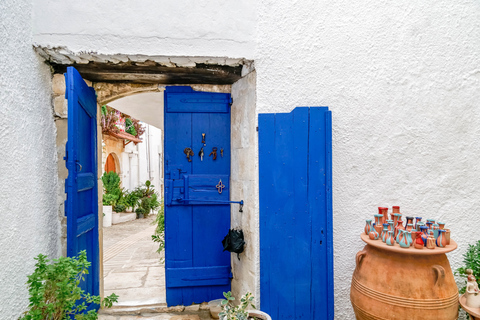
[112,212,136,225]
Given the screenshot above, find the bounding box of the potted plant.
[20,250,118,320]
[101,172,122,227]
[457,240,480,319]
[219,291,271,320]
[135,207,146,219]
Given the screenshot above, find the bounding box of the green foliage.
[101,172,122,206]
[219,291,255,320]
[151,199,165,260]
[113,203,126,213]
[456,240,480,294]
[19,250,118,320]
[135,207,146,216]
[131,180,159,217]
[125,118,137,136]
[101,105,107,116]
[124,191,140,209]
[102,194,117,206]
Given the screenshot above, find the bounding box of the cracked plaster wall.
[32,0,257,58]
[0,0,60,318]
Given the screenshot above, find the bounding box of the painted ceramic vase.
[391,206,400,221]
[406,223,414,232]
[445,229,451,245]
[379,207,389,225]
[393,213,402,228]
[414,231,424,249]
[426,221,433,230]
[416,221,425,232]
[394,220,404,238]
[410,231,418,247]
[374,214,383,235]
[420,226,429,247]
[433,223,440,239]
[427,235,436,249]
[381,223,389,243]
[386,231,395,246]
[369,226,380,240]
[415,217,422,230]
[365,219,373,235]
[436,229,447,248]
[369,227,380,240]
[399,230,410,248]
[405,216,414,227]
[438,222,445,230]
[387,219,394,232]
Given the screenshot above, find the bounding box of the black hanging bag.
[222,229,245,260]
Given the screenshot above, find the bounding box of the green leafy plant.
[113,203,126,213]
[102,194,117,206]
[152,199,165,259]
[101,172,122,206]
[20,250,118,320]
[135,207,146,218]
[456,240,480,294]
[219,291,255,320]
[125,118,137,137]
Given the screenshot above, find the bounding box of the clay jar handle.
[432,265,445,286]
[356,250,367,269]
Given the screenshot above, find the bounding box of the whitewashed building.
[1,0,479,319]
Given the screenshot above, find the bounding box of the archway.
[105,153,117,173]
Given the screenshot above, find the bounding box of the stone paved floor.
[103,215,166,307]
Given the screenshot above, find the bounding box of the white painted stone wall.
[15,0,480,319]
[32,0,257,58]
[230,71,259,303]
[0,0,59,318]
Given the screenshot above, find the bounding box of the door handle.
[75,160,82,172]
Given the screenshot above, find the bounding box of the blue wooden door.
[65,66,99,308]
[259,107,334,319]
[164,86,232,306]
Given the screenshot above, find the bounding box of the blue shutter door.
[164,86,232,306]
[259,107,333,319]
[65,66,100,309]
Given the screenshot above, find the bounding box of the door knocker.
[209,147,218,160]
[184,147,194,162]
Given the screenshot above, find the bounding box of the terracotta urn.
[351,234,458,320]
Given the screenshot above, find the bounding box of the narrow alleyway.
[103,215,166,307]
[100,216,215,319]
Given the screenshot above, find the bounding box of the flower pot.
[218,310,271,320]
[137,213,144,219]
[246,310,272,320]
[103,205,112,227]
[351,234,459,320]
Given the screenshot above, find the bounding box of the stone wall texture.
[231,71,259,304]
[0,0,59,318]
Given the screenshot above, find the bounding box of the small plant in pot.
[135,207,146,219]
[219,291,271,320]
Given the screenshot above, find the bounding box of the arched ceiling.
[108,92,164,130]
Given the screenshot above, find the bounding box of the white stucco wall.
[0,0,59,318]
[24,0,480,319]
[32,0,257,58]
[256,1,480,319]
